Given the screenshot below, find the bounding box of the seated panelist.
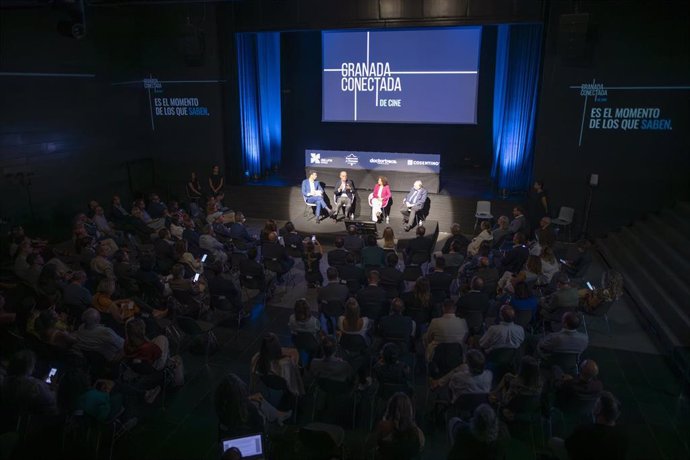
[333,170,355,220]
[302,170,334,224]
[368,176,392,223]
[400,180,428,232]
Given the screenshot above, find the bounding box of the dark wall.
[532,1,690,236]
[0,5,229,233]
[280,27,498,179]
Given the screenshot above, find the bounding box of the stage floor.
[292,214,439,249]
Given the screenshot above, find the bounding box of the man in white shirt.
[429,349,493,402]
[479,304,525,354]
[424,299,469,349]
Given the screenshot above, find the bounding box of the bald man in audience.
[478,305,525,354]
[538,311,589,357]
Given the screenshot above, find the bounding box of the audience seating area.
[0,193,687,460]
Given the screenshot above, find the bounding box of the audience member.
[479,305,525,354]
[456,277,490,317]
[508,206,529,236]
[310,335,354,383]
[424,299,469,349]
[1,350,57,415]
[343,225,364,256]
[250,333,304,396]
[327,237,349,267]
[441,223,470,255]
[468,221,493,257]
[288,298,321,337]
[447,404,510,459]
[62,270,92,312]
[373,342,412,390]
[357,270,388,320]
[401,277,433,326]
[215,373,290,435]
[540,246,561,284]
[302,240,324,287]
[74,308,124,362]
[361,234,386,267]
[367,392,425,459]
[338,298,372,345]
[499,232,529,275]
[550,391,627,460]
[538,312,589,357]
[492,216,512,248]
[430,349,493,403]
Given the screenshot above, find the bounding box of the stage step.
[596,201,690,357]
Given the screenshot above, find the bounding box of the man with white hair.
[400,179,428,232]
[74,308,124,362]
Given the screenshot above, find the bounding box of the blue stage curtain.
[491,24,543,193]
[236,32,281,178]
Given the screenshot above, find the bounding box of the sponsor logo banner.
[305,149,440,173]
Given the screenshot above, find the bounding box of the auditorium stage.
[224,178,519,240]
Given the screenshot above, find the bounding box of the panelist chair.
[474,201,494,232]
[303,196,318,220]
[333,193,356,220]
[368,193,391,222]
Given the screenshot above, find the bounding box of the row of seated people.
[213,286,625,459]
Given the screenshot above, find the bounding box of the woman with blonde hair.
[379,226,397,251]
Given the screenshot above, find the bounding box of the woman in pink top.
[369,176,392,223]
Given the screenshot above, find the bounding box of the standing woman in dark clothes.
[209,165,225,198]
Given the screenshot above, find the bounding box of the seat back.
[557,206,575,224]
[292,332,321,356]
[240,273,264,291]
[264,258,287,275]
[339,333,368,353]
[429,342,464,378]
[476,201,491,215]
[463,310,485,335]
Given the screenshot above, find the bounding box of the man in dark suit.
[262,232,294,281]
[317,267,349,305]
[440,223,470,255]
[337,253,366,294]
[456,276,490,316]
[281,221,303,256]
[377,297,416,346]
[499,232,529,274]
[327,237,349,267]
[400,180,428,231]
[310,336,354,384]
[343,225,364,258]
[378,252,404,300]
[356,270,388,320]
[509,205,529,236]
[405,226,433,265]
[333,170,355,220]
[239,247,267,287]
[426,256,453,302]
